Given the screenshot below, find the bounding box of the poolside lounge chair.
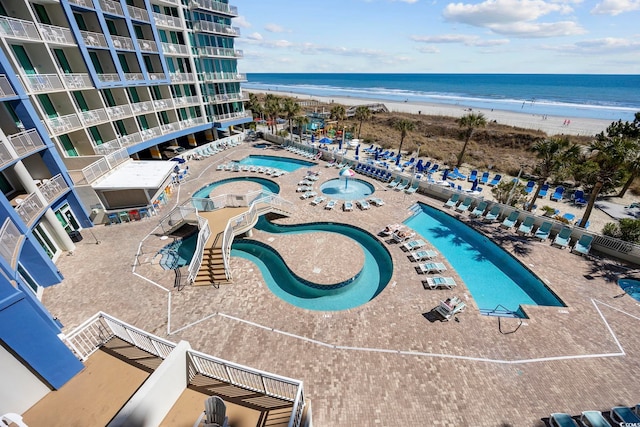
[301,191,317,199]
[343,200,354,211]
[444,193,460,208]
[516,216,535,235]
[550,186,565,201]
[551,226,573,249]
[467,170,477,182]
[423,276,457,290]
[524,180,535,193]
[387,176,401,188]
[325,200,337,210]
[538,183,549,198]
[469,201,488,218]
[393,230,415,243]
[571,234,594,256]
[403,239,426,251]
[310,196,326,206]
[395,179,409,191]
[455,196,473,213]
[534,221,553,241]
[580,411,611,427]
[435,296,466,320]
[203,396,229,427]
[549,413,579,427]
[357,199,371,210]
[483,205,502,222]
[610,407,640,425]
[572,190,587,206]
[410,249,438,262]
[500,211,520,229]
[419,262,447,274]
[488,174,502,186]
[369,197,385,206]
[480,171,490,184]
[296,186,313,193]
[405,181,420,194]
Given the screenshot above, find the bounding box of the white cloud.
[233,15,251,28]
[246,32,263,41]
[264,23,287,33]
[417,45,441,53]
[391,0,419,3]
[489,20,586,37]
[591,0,640,15]
[411,34,510,46]
[542,37,640,53]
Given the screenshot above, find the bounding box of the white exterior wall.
[0,344,50,414]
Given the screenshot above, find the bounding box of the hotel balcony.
[214,110,252,123]
[127,4,150,22]
[124,72,144,81]
[0,16,41,42]
[192,20,240,37]
[80,30,109,48]
[0,129,47,169]
[98,0,124,16]
[169,72,197,83]
[13,174,69,226]
[60,73,94,90]
[200,72,246,83]
[67,0,95,9]
[209,92,249,104]
[153,12,184,30]
[138,39,159,52]
[173,95,200,107]
[154,0,179,6]
[79,108,110,127]
[0,219,22,268]
[20,313,309,427]
[196,46,243,58]
[153,98,174,110]
[112,35,135,50]
[37,24,76,45]
[189,0,238,17]
[161,42,189,56]
[68,148,129,185]
[97,73,120,83]
[149,72,168,81]
[44,114,84,136]
[105,104,132,120]
[20,74,65,93]
[0,75,18,99]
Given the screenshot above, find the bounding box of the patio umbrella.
[319,137,332,144]
[340,167,355,189]
[442,169,450,181]
[470,178,479,192]
[395,153,401,166]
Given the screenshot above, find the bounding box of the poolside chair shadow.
[422,310,443,323]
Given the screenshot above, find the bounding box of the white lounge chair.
[423,276,457,290]
[325,200,337,210]
[410,249,438,261]
[435,296,466,320]
[419,262,447,274]
[357,199,371,210]
[310,196,326,206]
[301,191,317,199]
[369,197,385,206]
[403,239,426,251]
[343,200,354,211]
[392,231,415,243]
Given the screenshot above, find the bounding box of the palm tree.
[455,112,487,168]
[527,137,580,211]
[613,113,640,197]
[294,115,310,142]
[330,105,346,123]
[578,134,635,228]
[247,93,263,120]
[263,94,281,134]
[354,106,371,139]
[393,119,415,163]
[282,98,301,138]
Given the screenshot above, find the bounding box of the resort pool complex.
[618,278,640,302]
[238,155,316,172]
[320,178,374,200]
[405,203,564,316]
[231,217,393,311]
[193,177,280,199]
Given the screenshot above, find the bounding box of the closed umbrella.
[355,144,360,159]
[311,134,315,143]
[395,153,402,166]
[338,138,343,151]
[471,178,479,192]
[374,149,380,161]
[442,169,450,181]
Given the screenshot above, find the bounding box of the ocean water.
[244,73,640,122]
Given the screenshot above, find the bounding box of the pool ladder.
[480,304,524,335]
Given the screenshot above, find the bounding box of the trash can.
[68,230,83,242]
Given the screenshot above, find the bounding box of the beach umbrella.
[319,137,332,144]
[395,153,401,166]
[374,149,380,161]
[340,167,355,189]
[442,169,450,181]
[355,144,360,158]
[471,178,479,192]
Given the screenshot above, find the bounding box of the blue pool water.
[193,177,280,199]
[320,178,375,200]
[158,234,197,269]
[405,203,564,316]
[231,217,393,311]
[617,279,640,302]
[238,154,316,172]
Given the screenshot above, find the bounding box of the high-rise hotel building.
[0,0,252,397]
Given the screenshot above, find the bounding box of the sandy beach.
[246,89,614,137]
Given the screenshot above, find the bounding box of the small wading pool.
[320,178,374,201]
[238,154,316,172]
[193,176,280,199]
[618,278,640,301]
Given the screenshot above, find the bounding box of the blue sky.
[233,0,640,74]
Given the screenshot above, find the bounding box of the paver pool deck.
[44,142,640,427]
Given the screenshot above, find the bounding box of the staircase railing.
[186,214,211,285]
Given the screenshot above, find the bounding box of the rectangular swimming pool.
[238,155,316,172]
[405,203,564,316]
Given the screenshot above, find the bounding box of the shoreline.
[246,88,614,137]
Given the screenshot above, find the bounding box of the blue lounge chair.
[524,180,535,193]
[562,212,575,222]
[402,157,415,168]
[444,193,460,208]
[549,413,579,427]
[580,411,611,427]
[405,181,420,194]
[500,211,520,229]
[467,170,477,182]
[469,201,488,218]
[572,190,587,206]
[611,407,640,425]
[571,234,593,255]
[534,221,553,241]
[483,205,502,222]
[387,176,401,188]
[488,174,502,186]
[395,179,409,191]
[538,183,549,198]
[516,216,535,235]
[550,186,565,201]
[480,171,490,184]
[551,226,573,248]
[455,196,473,213]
